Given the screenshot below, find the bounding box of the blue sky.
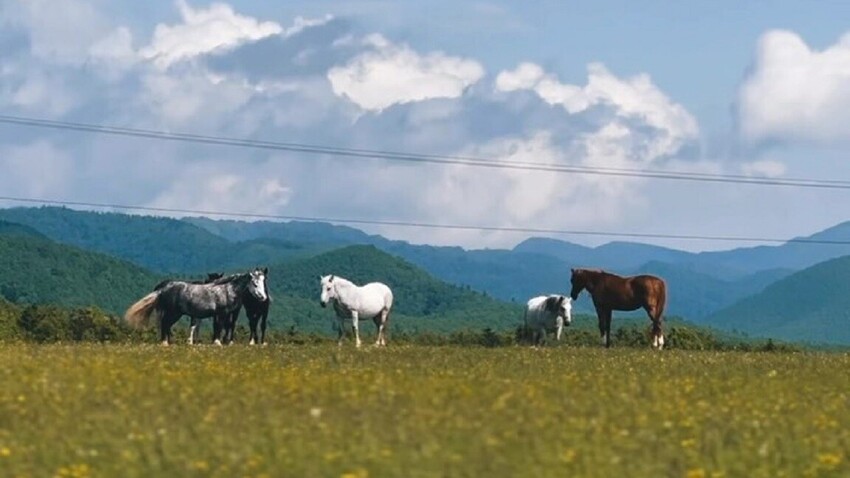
[2,0,850,251]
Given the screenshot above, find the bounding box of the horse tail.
[384,286,394,312]
[124,291,162,328]
[656,278,667,320]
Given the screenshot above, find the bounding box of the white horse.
[524,295,572,346]
[319,275,394,347]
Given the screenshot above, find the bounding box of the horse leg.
[646,306,665,350]
[336,317,345,347]
[375,308,389,346]
[351,311,361,348]
[228,311,238,345]
[556,316,564,341]
[161,313,179,346]
[188,317,198,345]
[597,307,612,348]
[249,313,259,346]
[212,315,223,346]
[259,310,268,346]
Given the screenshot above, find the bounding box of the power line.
[2,114,850,190]
[1,195,848,246]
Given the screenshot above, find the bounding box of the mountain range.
[1,206,849,343]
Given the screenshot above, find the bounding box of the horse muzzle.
[320,301,327,308]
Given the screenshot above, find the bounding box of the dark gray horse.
[153,272,222,343]
[125,268,268,345]
[223,267,271,345]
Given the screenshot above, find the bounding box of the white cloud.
[282,14,334,38]
[5,0,112,65]
[140,0,284,68]
[496,62,698,158]
[0,141,74,196]
[140,69,254,127]
[741,159,787,178]
[327,34,485,111]
[148,165,293,216]
[739,30,850,143]
[89,27,136,65]
[9,68,78,116]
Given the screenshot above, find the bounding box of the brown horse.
[569,268,667,349]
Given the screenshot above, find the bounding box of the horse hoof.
[213,339,222,347]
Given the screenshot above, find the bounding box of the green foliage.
[0,207,322,274]
[708,255,850,345]
[0,298,21,341]
[270,245,504,316]
[1,345,847,477]
[0,234,162,314]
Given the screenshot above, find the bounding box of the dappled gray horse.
[153,272,222,344]
[125,268,268,345]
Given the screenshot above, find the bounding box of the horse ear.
[329,275,334,282]
[557,296,565,306]
[263,267,269,275]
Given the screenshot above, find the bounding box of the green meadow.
[0,344,847,477]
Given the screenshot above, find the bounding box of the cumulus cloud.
[497,62,698,159]
[3,0,113,65]
[140,0,284,68]
[327,34,485,111]
[740,159,787,178]
[0,0,725,249]
[148,165,293,216]
[739,30,850,143]
[0,141,74,196]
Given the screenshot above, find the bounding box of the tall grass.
[0,344,847,477]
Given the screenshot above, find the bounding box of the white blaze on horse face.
[561,297,572,326]
[319,276,335,306]
[249,270,268,301]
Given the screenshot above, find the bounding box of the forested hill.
[0,233,162,314]
[706,255,850,345]
[0,207,324,273]
[259,245,523,334]
[270,245,502,316]
[0,220,45,239]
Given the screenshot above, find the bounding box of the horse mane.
[575,268,624,280]
[210,272,250,285]
[543,295,564,313]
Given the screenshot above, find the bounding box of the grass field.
[0,344,847,477]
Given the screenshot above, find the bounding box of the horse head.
[560,296,572,326]
[206,272,223,282]
[569,269,587,301]
[319,275,336,308]
[546,295,572,326]
[247,268,268,302]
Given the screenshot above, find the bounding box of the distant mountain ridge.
[705,255,850,344]
[3,207,850,324]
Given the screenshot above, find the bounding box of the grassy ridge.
[0,345,847,477]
